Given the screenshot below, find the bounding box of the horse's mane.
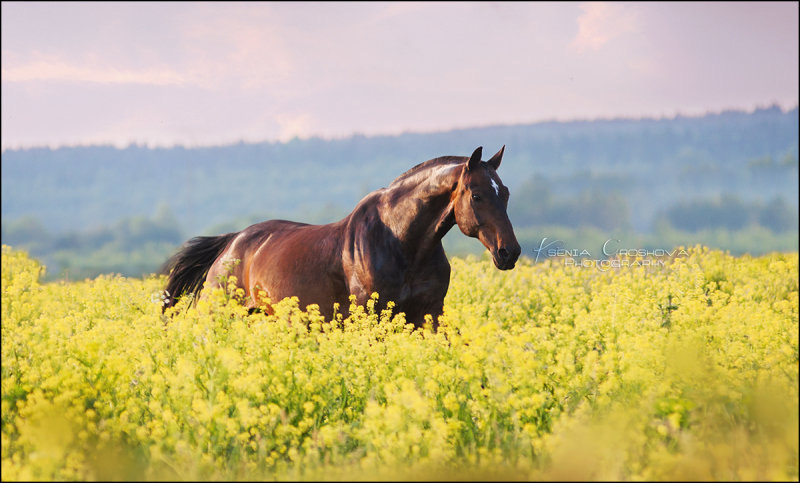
[388,156,465,188]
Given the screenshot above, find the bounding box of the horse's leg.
[408,248,451,330]
[402,301,443,331]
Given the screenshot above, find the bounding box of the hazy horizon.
[2,2,798,150]
[1,102,797,152]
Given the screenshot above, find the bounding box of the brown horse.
[162,146,520,328]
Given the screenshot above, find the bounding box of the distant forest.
[2,105,798,280]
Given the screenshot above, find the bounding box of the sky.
[1,1,798,150]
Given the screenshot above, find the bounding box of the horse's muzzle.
[493,244,521,270]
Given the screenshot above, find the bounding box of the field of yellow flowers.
[2,244,798,481]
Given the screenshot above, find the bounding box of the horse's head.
[453,146,521,270]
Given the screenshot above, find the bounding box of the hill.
[2,105,797,279]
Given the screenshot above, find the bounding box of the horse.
[161,146,520,329]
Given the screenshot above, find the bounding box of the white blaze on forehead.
[490,177,500,196]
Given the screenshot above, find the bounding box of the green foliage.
[649,223,799,256]
[1,207,183,281]
[748,152,799,170]
[758,197,800,232]
[2,246,797,480]
[509,174,631,231]
[2,107,798,280]
[2,107,797,236]
[0,216,49,250]
[662,194,752,231]
[657,194,799,232]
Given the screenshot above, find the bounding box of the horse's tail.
[161,232,238,311]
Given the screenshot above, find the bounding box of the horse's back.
[206,218,348,314]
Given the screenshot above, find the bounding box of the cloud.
[1,55,186,85]
[175,6,296,91]
[570,2,640,52]
[275,112,316,142]
[1,2,796,150]
[1,3,295,91]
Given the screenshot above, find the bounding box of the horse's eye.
[471,193,482,202]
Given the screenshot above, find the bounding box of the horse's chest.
[345,235,451,306]
[385,257,451,305]
[401,273,448,302]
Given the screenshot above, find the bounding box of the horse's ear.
[487,145,505,170]
[467,146,483,171]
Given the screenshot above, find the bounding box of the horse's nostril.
[498,247,509,260]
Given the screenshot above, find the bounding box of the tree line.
[2,105,797,279]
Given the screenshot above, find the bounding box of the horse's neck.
[378,163,461,263]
